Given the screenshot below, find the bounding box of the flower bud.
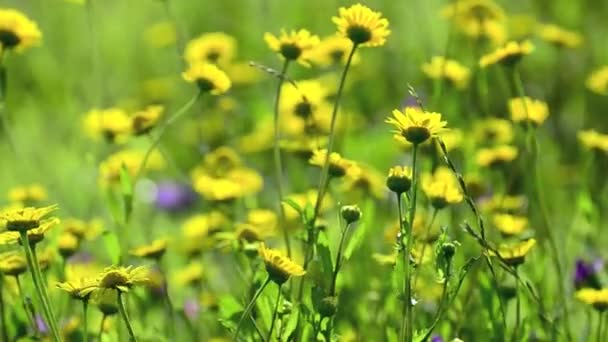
[340,205,362,224]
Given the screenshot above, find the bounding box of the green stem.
[412,208,438,288]
[117,292,138,342]
[15,275,36,335]
[266,285,282,342]
[135,91,202,182]
[83,301,89,342]
[0,56,17,154]
[512,67,572,341]
[419,267,450,341]
[159,259,176,338]
[272,60,292,257]
[513,268,520,342]
[312,43,358,223]
[234,276,271,340]
[598,312,604,342]
[330,222,352,296]
[0,277,7,342]
[397,193,407,342]
[404,144,419,342]
[98,314,107,341]
[20,233,62,342]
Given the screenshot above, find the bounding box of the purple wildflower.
[574,258,602,290]
[35,315,48,334]
[431,335,444,342]
[154,181,196,211]
[184,298,200,321]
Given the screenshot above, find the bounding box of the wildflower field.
[1,0,608,341]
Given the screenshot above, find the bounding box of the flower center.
[280,43,302,60]
[403,126,431,145]
[100,271,130,288]
[330,49,344,63]
[294,100,313,119]
[0,29,20,49]
[196,78,215,93]
[206,50,221,62]
[346,25,371,45]
[7,220,39,232]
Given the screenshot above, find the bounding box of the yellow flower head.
[280,79,329,123]
[282,190,333,221]
[578,129,608,153]
[386,107,448,145]
[131,105,164,135]
[130,239,168,259]
[83,108,132,143]
[7,184,48,205]
[0,9,41,52]
[91,265,150,294]
[309,149,359,178]
[258,243,305,284]
[476,145,518,167]
[332,4,390,47]
[62,218,103,241]
[537,24,582,49]
[185,32,237,66]
[264,29,320,66]
[0,204,58,232]
[58,232,80,258]
[422,57,471,89]
[473,118,514,145]
[192,168,263,201]
[173,262,204,287]
[342,164,385,199]
[0,251,27,276]
[493,214,528,236]
[586,66,608,96]
[421,167,463,209]
[56,275,98,301]
[98,149,165,187]
[247,209,278,232]
[386,166,413,194]
[489,238,536,266]
[441,0,505,44]
[311,35,360,67]
[182,62,231,95]
[181,212,227,255]
[508,97,549,125]
[479,40,534,68]
[0,217,59,245]
[576,288,608,311]
[480,194,527,213]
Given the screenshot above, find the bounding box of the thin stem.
[419,268,450,341]
[330,222,352,296]
[272,60,292,257]
[598,312,604,342]
[512,67,572,341]
[0,277,7,342]
[98,314,107,341]
[20,233,62,342]
[15,275,36,335]
[0,56,17,154]
[117,292,138,342]
[83,301,89,342]
[404,144,419,342]
[312,43,358,223]
[158,259,176,338]
[412,208,438,288]
[397,193,407,342]
[135,91,202,182]
[513,268,520,342]
[234,276,271,340]
[266,285,282,342]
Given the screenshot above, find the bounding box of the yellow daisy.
[537,24,582,49]
[129,239,168,260]
[479,40,534,68]
[7,184,48,205]
[508,97,549,125]
[576,288,608,311]
[332,4,390,47]
[0,217,59,245]
[489,238,536,266]
[182,62,231,95]
[58,232,80,258]
[83,265,150,295]
[258,243,305,285]
[386,166,413,194]
[0,204,58,232]
[131,105,164,135]
[473,118,514,145]
[311,35,360,67]
[82,108,132,143]
[422,56,471,89]
[386,107,448,145]
[421,167,463,209]
[184,32,237,66]
[493,214,528,236]
[476,145,518,168]
[0,9,41,52]
[578,129,608,153]
[586,66,608,96]
[0,251,27,276]
[264,29,319,66]
[309,149,359,178]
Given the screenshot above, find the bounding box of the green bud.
[340,205,362,224]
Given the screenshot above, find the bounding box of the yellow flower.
[421,167,463,209]
[586,66,608,95]
[86,265,150,294]
[332,4,390,47]
[0,204,58,232]
[264,29,319,66]
[537,24,582,48]
[98,149,165,186]
[130,239,167,259]
[576,288,608,311]
[282,190,333,221]
[144,21,176,48]
[280,136,327,159]
[0,9,41,52]
[185,32,237,66]
[310,35,360,67]
[386,107,448,145]
[131,105,164,135]
[62,218,103,241]
[247,209,278,232]
[7,184,47,205]
[386,166,412,194]
[56,276,98,301]
[0,217,59,245]
[480,194,527,213]
[489,238,536,266]
[578,129,608,153]
[258,243,305,284]
[508,97,549,125]
[279,79,330,125]
[493,214,528,236]
[476,145,518,167]
[0,251,27,276]
[181,212,227,255]
[422,57,471,89]
[58,232,80,258]
[341,164,385,199]
[192,168,263,201]
[473,118,514,145]
[479,40,534,68]
[309,149,359,178]
[83,107,132,143]
[441,0,505,44]
[182,62,231,95]
[173,262,204,287]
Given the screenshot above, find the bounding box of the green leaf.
[282,198,303,216]
[102,230,121,264]
[316,231,334,284]
[281,308,300,342]
[344,198,375,260]
[218,294,244,330]
[119,164,134,223]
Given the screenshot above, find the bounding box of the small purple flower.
[154,181,196,211]
[35,315,48,334]
[184,298,200,321]
[574,258,603,290]
[430,335,444,342]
